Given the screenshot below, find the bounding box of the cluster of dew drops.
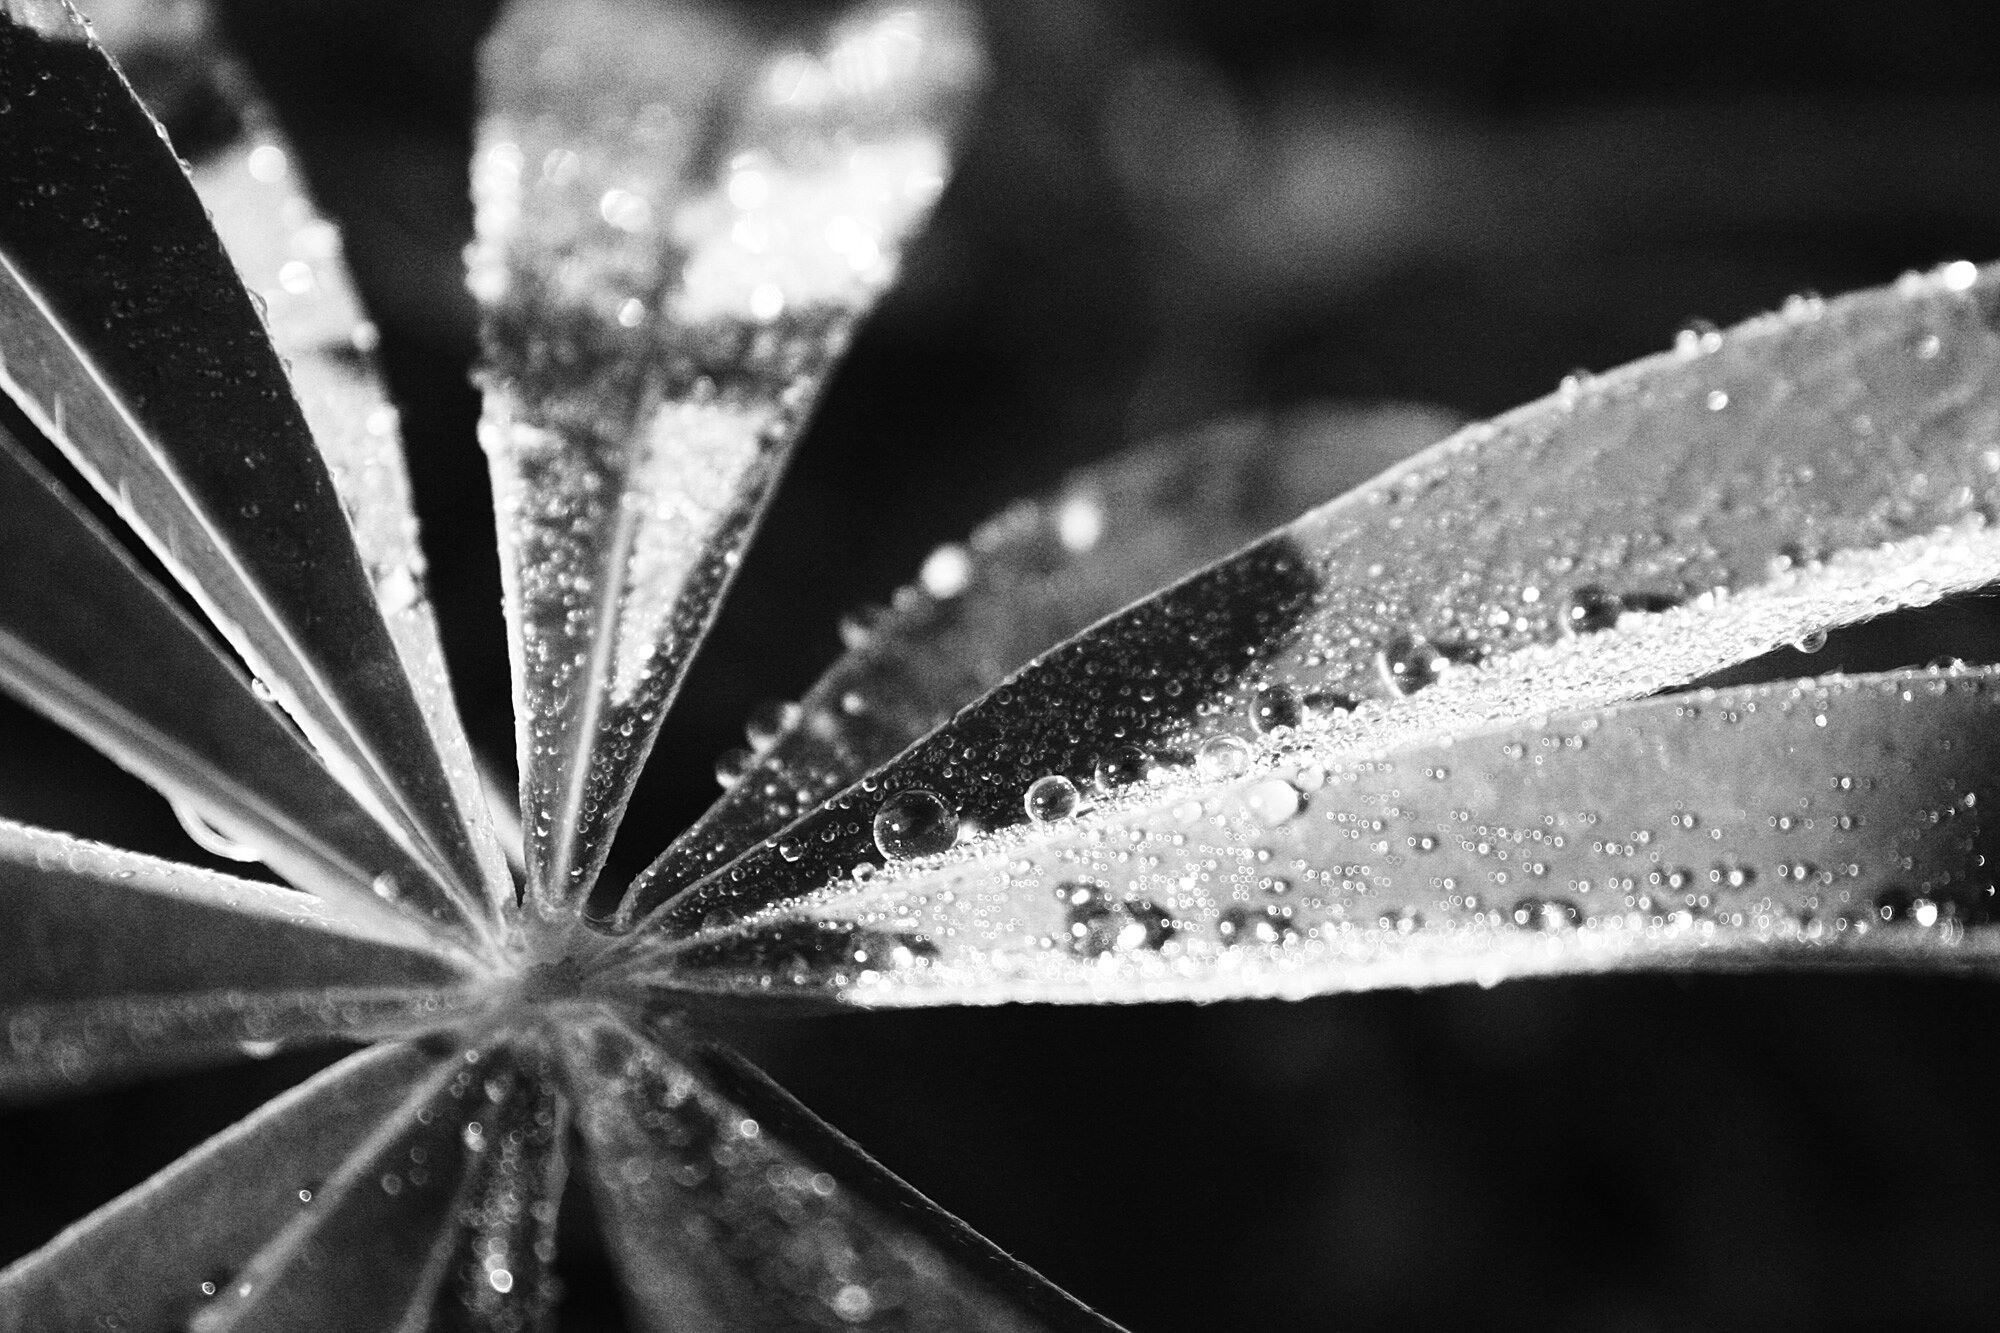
[700,524,1789,966]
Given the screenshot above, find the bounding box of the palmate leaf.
[0,1,508,933]
[618,264,2000,1002]
[8,0,2000,1328]
[471,0,984,916]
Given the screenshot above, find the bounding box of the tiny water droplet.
[1561,585,1623,635]
[1675,318,1722,356]
[744,699,800,747]
[1510,896,1581,930]
[1217,904,1295,946]
[1377,634,1446,695]
[1303,690,1356,717]
[1024,774,1080,822]
[1793,629,1828,654]
[714,746,754,789]
[873,790,958,859]
[1196,734,1252,778]
[1094,746,1151,790]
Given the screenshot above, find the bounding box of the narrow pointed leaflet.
[0,1042,453,1332]
[471,0,984,914]
[622,406,1458,924]
[0,427,479,938]
[647,667,2000,1005]
[0,3,499,930]
[192,123,514,924]
[627,265,2000,951]
[561,1012,1121,1332]
[186,1040,556,1333]
[0,821,481,1100]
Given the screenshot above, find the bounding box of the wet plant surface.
[9,2,2000,1330]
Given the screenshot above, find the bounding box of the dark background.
[8,1,2000,1328]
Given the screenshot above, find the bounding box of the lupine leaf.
[193,124,518,923]
[0,1040,452,1332]
[185,1039,555,1333]
[0,2,502,929]
[0,820,482,1099]
[561,1010,1120,1332]
[0,426,474,935]
[630,264,2000,947]
[637,667,2000,1005]
[471,0,984,915]
[621,405,1458,924]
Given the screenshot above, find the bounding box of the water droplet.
[1303,690,1356,717]
[744,699,800,747]
[1059,882,1175,957]
[1510,896,1581,930]
[1217,904,1295,946]
[1705,389,1730,411]
[1793,629,1828,654]
[1675,318,1723,356]
[714,746,755,789]
[1196,734,1252,778]
[1094,746,1151,790]
[171,798,262,863]
[1024,774,1081,822]
[371,873,400,901]
[1377,634,1446,695]
[919,543,973,599]
[832,1283,876,1323]
[1244,777,1301,826]
[873,790,958,859]
[1561,585,1623,635]
[1251,684,1301,733]
[1710,863,1756,890]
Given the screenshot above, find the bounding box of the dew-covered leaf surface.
[637,666,2000,1005]
[0,4,501,930]
[471,0,983,915]
[621,404,1459,924]
[0,425,479,935]
[193,124,516,924]
[0,820,482,1100]
[0,1041,449,1333]
[182,1039,560,1333]
[632,264,2000,948]
[561,1010,1120,1332]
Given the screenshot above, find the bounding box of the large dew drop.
[872,789,959,860]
